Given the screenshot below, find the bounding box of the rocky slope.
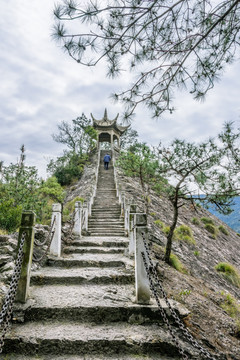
[0,151,240,359]
[116,166,240,359]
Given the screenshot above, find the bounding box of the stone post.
[82,202,88,231]
[128,205,137,256]
[15,211,35,303]
[124,200,130,234]
[135,213,151,304]
[50,203,62,257]
[73,201,82,237]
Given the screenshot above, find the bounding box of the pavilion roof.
[91,109,129,135]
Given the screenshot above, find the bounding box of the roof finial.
[104,108,108,121]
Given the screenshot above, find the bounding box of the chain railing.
[0,233,26,353]
[141,230,216,360]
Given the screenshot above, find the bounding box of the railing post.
[15,211,35,303]
[129,205,137,255]
[135,213,151,304]
[83,202,88,231]
[74,201,82,237]
[124,200,130,235]
[49,203,62,257]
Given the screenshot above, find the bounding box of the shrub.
[218,225,229,236]
[220,293,240,318]
[0,199,22,233]
[169,254,188,274]
[194,250,200,256]
[201,217,215,225]
[215,263,240,288]
[191,217,200,226]
[154,220,170,235]
[204,223,218,238]
[174,224,196,244]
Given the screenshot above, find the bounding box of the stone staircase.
[2,150,193,359]
[88,150,125,237]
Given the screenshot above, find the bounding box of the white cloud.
[0,0,239,179]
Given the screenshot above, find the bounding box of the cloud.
[0,0,239,179]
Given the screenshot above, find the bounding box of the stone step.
[89,233,126,237]
[64,246,125,254]
[13,284,182,324]
[88,224,124,229]
[47,254,128,268]
[4,321,191,357]
[70,238,128,248]
[30,268,134,286]
[88,219,124,223]
[88,228,125,232]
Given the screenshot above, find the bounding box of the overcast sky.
[1,0,240,179]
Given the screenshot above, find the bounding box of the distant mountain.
[207,196,240,233]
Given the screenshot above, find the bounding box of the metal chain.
[0,232,26,353]
[142,252,189,360]
[141,232,216,360]
[32,216,56,264]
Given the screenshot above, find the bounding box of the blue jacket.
[104,154,111,162]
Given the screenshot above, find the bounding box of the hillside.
[0,152,240,359]
[116,164,240,359]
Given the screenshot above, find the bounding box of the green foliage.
[220,292,240,333]
[154,220,170,235]
[174,225,196,245]
[194,250,200,256]
[0,147,66,230]
[201,217,215,225]
[191,217,200,226]
[49,113,97,186]
[215,263,240,288]
[0,199,22,233]
[218,225,229,236]
[53,1,240,120]
[52,113,97,155]
[204,223,218,238]
[169,254,188,274]
[47,151,87,186]
[174,289,192,302]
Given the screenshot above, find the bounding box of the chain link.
[0,232,26,353]
[32,216,56,264]
[141,231,216,360]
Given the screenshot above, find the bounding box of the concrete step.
[88,219,124,223]
[70,238,128,248]
[30,268,134,286]
[64,246,125,254]
[89,233,126,237]
[88,225,124,229]
[47,254,129,268]
[4,321,191,357]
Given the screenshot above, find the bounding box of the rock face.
[1,149,240,359]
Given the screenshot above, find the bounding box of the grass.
[220,293,240,318]
[174,224,196,245]
[215,262,240,288]
[194,250,200,256]
[204,223,218,238]
[154,219,170,235]
[191,217,200,226]
[169,253,188,274]
[201,217,215,225]
[218,225,229,236]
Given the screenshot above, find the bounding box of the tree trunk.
[164,200,178,264]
